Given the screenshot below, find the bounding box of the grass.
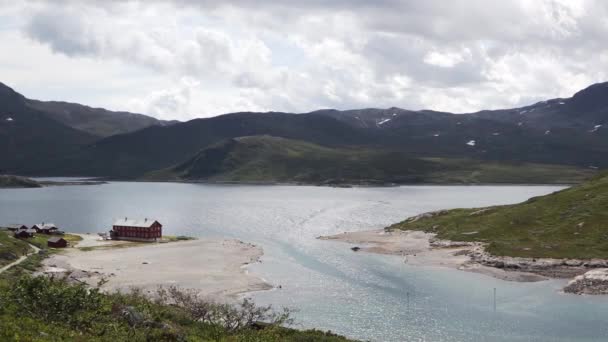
[162,235,196,242]
[76,236,196,252]
[144,135,595,185]
[0,231,32,267]
[389,171,608,259]
[29,233,82,249]
[0,272,354,341]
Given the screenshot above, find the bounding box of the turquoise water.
[1,182,607,341]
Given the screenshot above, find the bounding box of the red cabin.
[47,237,68,248]
[111,218,162,242]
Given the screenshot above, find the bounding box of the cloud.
[1,0,607,118]
[126,77,200,120]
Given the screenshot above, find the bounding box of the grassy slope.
[144,135,594,185]
[0,231,32,267]
[390,172,608,259]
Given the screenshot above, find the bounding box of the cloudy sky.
[1,0,608,120]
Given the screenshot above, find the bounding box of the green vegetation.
[0,230,352,341]
[29,233,82,249]
[163,235,197,242]
[144,136,594,185]
[0,175,41,188]
[0,275,353,341]
[390,172,608,259]
[422,158,594,184]
[0,231,32,267]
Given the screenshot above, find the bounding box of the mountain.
[0,82,172,139]
[26,99,175,138]
[0,82,180,174]
[144,135,593,185]
[0,83,97,174]
[1,80,607,180]
[49,112,372,178]
[313,83,608,168]
[390,171,608,259]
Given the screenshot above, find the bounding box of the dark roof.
[47,237,66,243]
[34,223,57,229]
[113,218,161,228]
[5,224,27,229]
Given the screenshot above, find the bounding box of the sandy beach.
[41,237,272,300]
[319,229,548,282]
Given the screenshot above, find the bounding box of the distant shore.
[39,234,272,300]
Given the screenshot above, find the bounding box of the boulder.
[564,269,608,295]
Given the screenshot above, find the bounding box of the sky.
[1,0,608,121]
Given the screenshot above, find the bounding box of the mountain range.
[0,81,606,183]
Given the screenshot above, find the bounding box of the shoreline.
[318,229,608,286]
[38,235,272,300]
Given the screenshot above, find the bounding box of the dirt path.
[0,241,40,274]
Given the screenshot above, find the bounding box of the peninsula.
[322,172,608,294]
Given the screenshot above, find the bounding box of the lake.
[1,182,608,341]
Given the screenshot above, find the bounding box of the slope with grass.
[389,172,608,259]
[0,275,354,341]
[144,135,594,185]
[0,231,33,268]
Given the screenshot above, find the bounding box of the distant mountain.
[51,112,372,178]
[1,80,606,181]
[0,82,174,139]
[26,99,176,138]
[144,135,593,185]
[313,84,608,167]
[0,83,96,174]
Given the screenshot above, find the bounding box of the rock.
[120,306,145,326]
[564,269,608,295]
[469,208,492,216]
[142,261,149,264]
[351,246,361,252]
[0,252,17,260]
[406,210,449,223]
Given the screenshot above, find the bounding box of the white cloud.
[0,0,607,119]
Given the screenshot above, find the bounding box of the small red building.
[111,218,162,242]
[47,237,68,248]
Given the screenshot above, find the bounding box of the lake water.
[2,182,608,341]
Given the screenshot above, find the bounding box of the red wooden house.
[110,218,162,242]
[47,237,68,248]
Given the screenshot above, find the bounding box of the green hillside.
[144,135,594,185]
[389,172,608,259]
